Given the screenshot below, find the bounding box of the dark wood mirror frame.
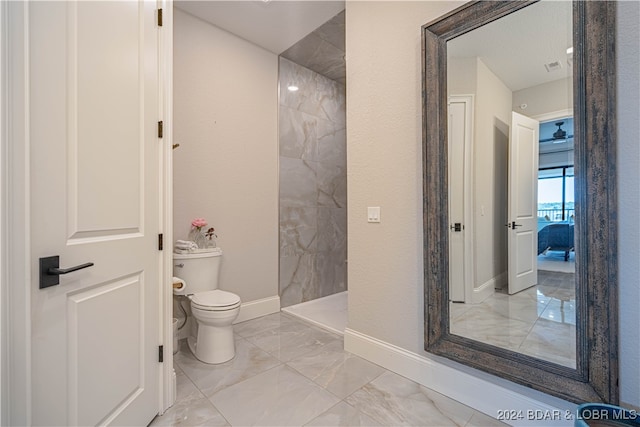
[422,1,617,404]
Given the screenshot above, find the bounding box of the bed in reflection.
[537,221,574,261]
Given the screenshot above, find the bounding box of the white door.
[29,2,161,425]
[507,112,539,294]
[448,97,472,303]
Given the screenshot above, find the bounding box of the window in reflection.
[539,168,574,220]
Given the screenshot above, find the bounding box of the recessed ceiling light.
[287,85,299,92]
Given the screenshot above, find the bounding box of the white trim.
[5,2,31,424]
[461,94,475,304]
[344,328,576,427]
[159,0,175,415]
[233,295,280,324]
[531,109,573,123]
[448,95,475,304]
[471,271,505,304]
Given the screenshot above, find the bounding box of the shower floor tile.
[281,291,347,335]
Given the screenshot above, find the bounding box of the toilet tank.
[173,248,222,293]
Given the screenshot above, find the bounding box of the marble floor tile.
[345,371,476,426]
[287,340,385,398]
[163,313,511,427]
[209,364,340,426]
[234,312,299,339]
[518,318,576,368]
[466,410,510,427]
[450,302,472,322]
[305,401,383,426]
[539,298,576,326]
[450,304,534,351]
[175,337,281,397]
[173,366,206,405]
[245,318,340,362]
[149,396,229,427]
[480,292,547,324]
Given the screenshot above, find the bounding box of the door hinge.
[158,8,163,27]
[158,121,163,138]
[158,233,163,251]
[159,345,164,363]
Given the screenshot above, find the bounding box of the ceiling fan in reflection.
[539,121,574,143]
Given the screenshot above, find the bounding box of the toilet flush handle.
[175,263,184,268]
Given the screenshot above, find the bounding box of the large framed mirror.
[422,1,617,404]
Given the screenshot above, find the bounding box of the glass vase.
[188,228,207,249]
[205,235,217,248]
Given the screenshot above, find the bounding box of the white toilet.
[173,248,241,364]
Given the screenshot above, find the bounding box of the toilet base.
[187,324,236,364]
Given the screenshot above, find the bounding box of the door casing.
[447,95,475,304]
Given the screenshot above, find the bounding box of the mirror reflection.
[446,1,575,368]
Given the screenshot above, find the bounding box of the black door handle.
[450,223,463,232]
[39,256,94,289]
[504,222,523,229]
[49,262,94,275]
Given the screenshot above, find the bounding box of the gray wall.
[173,9,279,303]
[346,0,639,409]
[616,0,640,409]
[278,57,347,307]
[448,57,512,292]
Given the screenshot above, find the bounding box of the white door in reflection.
[507,112,540,294]
[448,96,473,303]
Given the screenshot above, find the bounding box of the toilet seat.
[190,289,241,311]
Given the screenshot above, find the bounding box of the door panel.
[508,112,539,294]
[68,275,143,426]
[70,1,145,239]
[448,99,467,302]
[29,2,160,425]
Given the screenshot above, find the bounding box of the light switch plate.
[367,207,381,223]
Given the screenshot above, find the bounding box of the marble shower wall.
[279,57,347,307]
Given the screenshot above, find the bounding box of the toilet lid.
[191,290,241,309]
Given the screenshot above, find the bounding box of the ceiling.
[175,1,345,55]
[448,0,573,92]
[176,0,570,92]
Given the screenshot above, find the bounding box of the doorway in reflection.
[449,113,576,368]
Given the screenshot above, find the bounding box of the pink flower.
[191,218,207,229]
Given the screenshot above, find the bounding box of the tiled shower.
[278,17,347,308]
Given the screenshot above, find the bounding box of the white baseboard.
[344,328,575,427]
[472,271,506,303]
[234,295,280,324]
